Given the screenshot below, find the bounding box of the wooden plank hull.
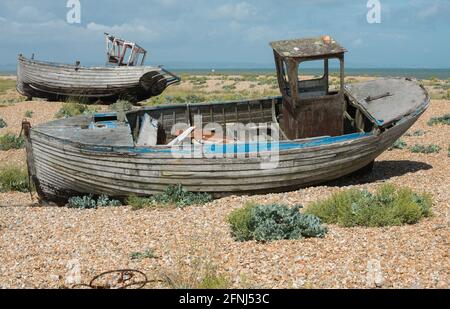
[25,111,422,204]
[16,56,177,103]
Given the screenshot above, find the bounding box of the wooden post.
[22,120,45,202]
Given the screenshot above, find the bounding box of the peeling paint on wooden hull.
[16,56,178,103]
[24,98,426,204]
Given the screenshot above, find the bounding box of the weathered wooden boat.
[22,36,429,203]
[17,33,180,103]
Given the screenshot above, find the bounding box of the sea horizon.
[1,67,449,80]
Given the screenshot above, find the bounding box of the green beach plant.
[0,165,29,192]
[0,133,25,150]
[405,130,426,137]
[130,249,158,260]
[0,117,7,128]
[56,103,98,118]
[228,203,327,242]
[427,114,450,126]
[409,144,441,154]
[388,139,407,150]
[0,79,16,95]
[127,184,213,210]
[109,100,133,112]
[161,258,231,289]
[67,194,121,209]
[305,184,432,227]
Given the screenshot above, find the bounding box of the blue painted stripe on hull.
[85,132,373,154]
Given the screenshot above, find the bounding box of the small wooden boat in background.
[22,37,429,204]
[17,33,180,103]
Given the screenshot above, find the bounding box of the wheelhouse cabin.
[271,36,349,139]
[105,33,147,66]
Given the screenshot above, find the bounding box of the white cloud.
[154,0,179,8]
[211,2,256,20]
[244,25,278,43]
[417,2,440,20]
[351,38,364,47]
[16,5,54,22]
[86,21,160,41]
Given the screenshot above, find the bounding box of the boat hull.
[16,56,178,103]
[25,111,421,204]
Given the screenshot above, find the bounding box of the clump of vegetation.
[67,194,121,209]
[144,79,281,106]
[0,117,7,128]
[222,84,237,91]
[228,203,327,242]
[409,144,441,154]
[241,74,258,82]
[0,79,16,95]
[65,96,90,104]
[153,184,213,207]
[0,133,25,150]
[0,165,29,192]
[162,258,231,289]
[184,94,207,103]
[126,195,156,210]
[388,139,407,151]
[109,100,133,112]
[130,249,158,260]
[305,184,432,227]
[0,97,26,106]
[127,184,213,210]
[405,130,425,137]
[187,76,208,86]
[24,110,33,118]
[427,114,450,126]
[55,103,97,119]
[195,270,230,289]
[448,145,450,157]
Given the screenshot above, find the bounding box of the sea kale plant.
[388,139,407,151]
[409,144,441,154]
[228,203,327,242]
[127,184,213,210]
[427,114,450,126]
[0,117,7,128]
[68,194,121,209]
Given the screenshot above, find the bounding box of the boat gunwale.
[18,55,162,71]
[30,86,429,156]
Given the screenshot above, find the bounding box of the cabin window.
[122,47,132,66]
[297,58,342,99]
[326,58,341,94]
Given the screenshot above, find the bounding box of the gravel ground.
[0,84,448,288]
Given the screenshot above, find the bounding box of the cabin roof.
[270,36,346,59]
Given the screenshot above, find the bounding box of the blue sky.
[0,0,449,69]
